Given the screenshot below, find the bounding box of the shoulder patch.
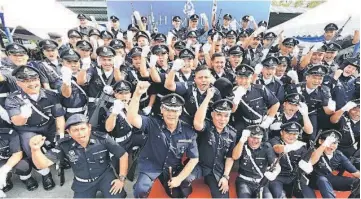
[93,131,108,139]
[58,136,72,144]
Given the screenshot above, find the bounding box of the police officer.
[109,15,124,39]
[153,33,167,46]
[220,14,233,35]
[226,45,244,73]
[77,46,122,130]
[286,65,333,139]
[223,30,237,53]
[274,56,294,91]
[238,15,257,33]
[322,42,342,73]
[232,125,280,198]
[37,39,62,92]
[0,108,38,192]
[262,32,277,49]
[165,64,222,125]
[309,130,360,198]
[75,40,96,70]
[5,66,66,190]
[323,23,359,50]
[29,114,128,198]
[192,93,237,198]
[210,53,235,83]
[232,64,280,140]
[243,33,264,68]
[76,14,92,36]
[269,93,313,141]
[330,99,359,161]
[170,16,187,41]
[188,14,209,38]
[127,82,199,198]
[65,30,83,51]
[255,56,285,102]
[269,122,316,198]
[105,80,145,151]
[176,48,196,82]
[135,31,150,48]
[59,49,88,119]
[100,30,114,47]
[173,41,187,59]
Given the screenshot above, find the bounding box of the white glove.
[133,11,141,21]
[254,63,263,74]
[141,46,150,57]
[341,101,357,112]
[298,160,313,174]
[292,46,300,56]
[0,105,10,124]
[284,141,306,153]
[327,99,336,112]
[230,20,237,31]
[270,122,282,131]
[90,37,98,50]
[172,59,185,72]
[127,31,134,41]
[264,171,278,181]
[167,32,174,46]
[248,15,255,22]
[103,85,114,95]
[287,70,299,84]
[20,104,32,118]
[116,32,124,40]
[0,165,11,176]
[260,116,275,129]
[202,43,211,54]
[298,102,309,116]
[194,44,201,54]
[0,174,6,190]
[81,57,92,70]
[0,190,6,198]
[142,106,152,115]
[200,13,208,21]
[186,39,192,48]
[149,55,158,67]
[322,135,337,147]
[236,41,242,46]
[61,67,73,86]
[233,86,247,105]
[213,33,219,42]
[310,43,323,52]
[240,129,251,143]
[112,100,124,115]
[113,55,124,69]
[251,26,266,37]
[97,39,104,47]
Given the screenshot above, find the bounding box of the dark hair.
[211,52,225,61]
[194,65,209,73]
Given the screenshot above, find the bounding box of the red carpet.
[149,172,352,198]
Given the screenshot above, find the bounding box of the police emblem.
[291,123,297,129]
[184,50,188,55]
[69,49,75,55]
[318,68,323,72]
[222,101,228,107]
[171,96,177,104]
[14,45,19,49]
[269,59,274,65]
[282,57,286,62]
[241,67,246,72]
[236,47,240,51]
[68,150,79,163]
[295,95,299,100]
[256,127,260,132]
[120,82,126,88]
[103,47,108,53]
[83,41,87,46]
[46,40,50,45]
[330,44,334,48]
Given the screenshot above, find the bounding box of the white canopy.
[1,0,78,39]
[268,0,360,38]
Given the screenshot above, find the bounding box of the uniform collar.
[71,136,96,149]
[22,89,47,101]
[161,120,183,135]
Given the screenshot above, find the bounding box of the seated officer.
[309,130,360,198]
[269,93,313,141]
[59,49,88,119]
[269,122,316,198]
[105,80,145,151]
[330,99,359,166]
[5,66,66,190]
[192,93,237,198]
[0,109,37,193]
[127,81,199,198]
[29,114,128,198]
[232,125,280,198]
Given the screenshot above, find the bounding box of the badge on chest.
[67,150,79,163]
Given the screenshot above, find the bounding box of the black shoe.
[42,173,55,191]
[3,173,13,193]
[21,176,38,191]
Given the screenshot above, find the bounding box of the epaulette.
[262,142,272,149]
[93,131,109,139]
[58,135,72,144]
[226,124,237,133]
[43,89,59,97]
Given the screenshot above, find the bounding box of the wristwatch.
[119,175,126,182]
[222,175,230,180]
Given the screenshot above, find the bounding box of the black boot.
[42,172,55,191]
[2,173,13,192]
[21,176,38,191]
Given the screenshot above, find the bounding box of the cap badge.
[171,96,177,104]
[241,67,246,72]
[14,45,19,49]
[184,50,188,55]
[282,58,286,62]
[23,68,30,73]
[222,101,228,107]
[318,68,323,72]
[83,41,87,46]
[269,59,274,65]
[120,82,125,88]
[330,44,334,48]
[103,47,108,53]
[46,41,50,45]
[291,124,297,129]
[69,49,74,55]
[134,48,139,52]
[256,127,260,132]
[115,40,119,44]
[295,95,300,100]
[236,47,240,51]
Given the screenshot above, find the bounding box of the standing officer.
[100,31,114,47]
[224,30,237,53]
[210,53,235,83]
[255,57,285,102]
[243,33,264,68]
[322,42,342,73]
[29,114,128,198]
[238,15,257,33]
[75,40,95,69]
[309,130,360,198]
[286,65,334,139]
[175,49,196,82]
[109,15,124,39]
[37,39,62,92]
[127,82,199,198]
[4,66,66,190]
[170,16,188,41]
[192,91,237,198]
[232,125,280,198]
[59,49,88,119]
[323,23,359,49]
[268,122,316,198]
[76,14,92,36]
[0,110,38,192]
[232,64,280,140]
[188,14,209,38]
[225,45,244,73]
[164,65,222,125]
[219,14,233,35]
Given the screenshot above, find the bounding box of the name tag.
[44,105,54,109]
[178,139,192,143]
[255,157,265,160]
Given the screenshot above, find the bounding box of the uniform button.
[89,168,92,171]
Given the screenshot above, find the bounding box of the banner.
[107,0,272,34]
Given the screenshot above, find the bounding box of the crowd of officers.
[0,11,360,198]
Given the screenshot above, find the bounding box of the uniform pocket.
[92,149,108,164]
